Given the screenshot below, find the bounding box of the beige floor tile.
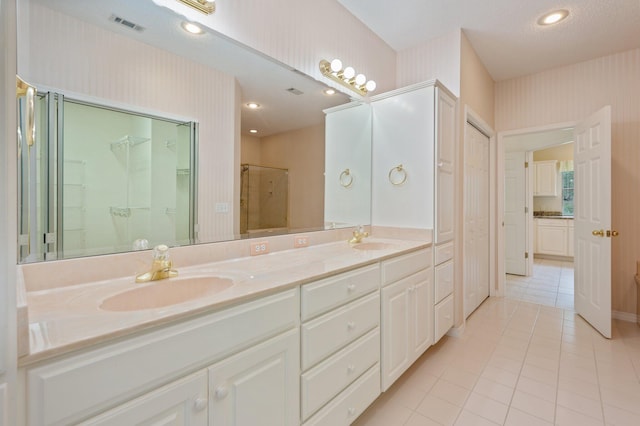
[416,394,461,426]
[381,377,428,410]
[472,376,515,405]
[504,408,553,426]
[520,364,558,387]
[557,375,601,400]
[515,375,557,403]
[441,367,479,390]
[555,405,605,426]
[556,388,603,420]
[429,379,471,407]
[404,412,442,426]
[510,390,556,423]
[480,365,519,388]
[463,392,509,425]
[454,410,500,426]
[353,399,414,426]
[603,403,640,426]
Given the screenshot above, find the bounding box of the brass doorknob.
[592,229,604,237]
[611,230,619,237]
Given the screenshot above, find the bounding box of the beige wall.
[240,134,262,165]
[257,124,325,230]
[496,48,640,316]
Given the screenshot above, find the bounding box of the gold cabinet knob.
[592,229,604,237]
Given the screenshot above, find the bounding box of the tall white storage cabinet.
[372,81,457,344]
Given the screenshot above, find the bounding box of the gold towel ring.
[339,169,354,188]
[388,164,407,186]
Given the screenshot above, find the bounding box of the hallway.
[506,258,574,310]
[355,295,640,425]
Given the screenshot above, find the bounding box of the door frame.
[462,106,497,305]
[496,120,577,296]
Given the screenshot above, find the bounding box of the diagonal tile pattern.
[355,293,640,426]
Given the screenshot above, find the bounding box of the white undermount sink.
[100,276,234,312]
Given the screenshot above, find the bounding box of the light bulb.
[365,80,377,92]
[181,21,204,35]
[355,74,366,86]
[343,67,355,79]
[330,59,342,72]
[324,88,336,95]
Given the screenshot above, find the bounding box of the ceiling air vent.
[109,15,145,32]
[286,88,304,95]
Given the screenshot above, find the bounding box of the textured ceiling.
[337,0,640,81]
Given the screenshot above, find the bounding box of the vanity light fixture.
[246,102,260,109]
[181,21,204,34]
[537,9,569,26]
[319,58,377,96]
[176,0,215,15]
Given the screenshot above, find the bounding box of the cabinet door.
[534,161,558,196]
[380,277,411,391]
[537,225,567,256]
[208,329,299,426]
[411,272,433,360]
[79,372,208,426]
[435,88,456,243]
[567,224,574,257]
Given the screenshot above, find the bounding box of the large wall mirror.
[17,0,372,263]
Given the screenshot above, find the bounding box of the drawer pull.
[214,386,228,400]
[194,397,207,411]
[348,407,356,416]
[347,364,356,373]
[347,283,356,292]
[347,321,356,330]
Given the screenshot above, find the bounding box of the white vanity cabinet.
[22,289,300,426]
[380,249,433,391]
[300,264,381,425]
[535,218,574,258]
[533,161,558,196]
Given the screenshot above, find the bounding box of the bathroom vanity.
[17,229,452,426]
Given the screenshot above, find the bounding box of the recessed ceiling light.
[181,21,204,34]
[249,129,258,134]
[538,9,569,26]
[246,102,260,109]
[324,88,336,95]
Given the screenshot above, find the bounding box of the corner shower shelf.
[176,168,191,176]
[110,135,150,152]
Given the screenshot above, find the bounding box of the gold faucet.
[135,244,178,283]
[348,226,369,244]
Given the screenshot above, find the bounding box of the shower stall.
[17,92,197,262]
[240,164,289,234]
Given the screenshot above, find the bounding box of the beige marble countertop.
[21,237,429,366]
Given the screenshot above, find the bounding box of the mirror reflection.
[17,0,369,263]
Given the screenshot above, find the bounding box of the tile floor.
[354,297,640,425]
[506,258,575,310]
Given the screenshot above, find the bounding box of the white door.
[435,89,457,243]
[504,152,527,275]
[574,106,612,338]
[464,123,490,317]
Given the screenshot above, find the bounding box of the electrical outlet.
[250,241,269,256]
[215,202,229,213]
[294,235,309,248]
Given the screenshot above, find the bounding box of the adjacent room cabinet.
[533,161,558,196]
[535,218,574,258]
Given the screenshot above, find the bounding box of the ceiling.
[338,0,640,81]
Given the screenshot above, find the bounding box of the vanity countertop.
[21,237,429,366]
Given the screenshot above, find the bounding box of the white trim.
[496,120,579,297]
[369,79,455,102]
[612,310,638,324]
[446,323,465,338]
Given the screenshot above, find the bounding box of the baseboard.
[446,323,466,338]
[612,310,638,323]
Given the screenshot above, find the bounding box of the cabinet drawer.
[302,292,379,370]
[381,248,431,286]
[27,289,299,426]
[301,329,379,420]
[303,365,380,426]
[435,294,454,343]
[434,241,454,265]
[435,260,454,303]
[302,264,380,321]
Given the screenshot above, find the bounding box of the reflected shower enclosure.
[18,93,197,262]
[240,164,289,234]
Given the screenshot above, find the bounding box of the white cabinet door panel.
[208,329,300,426]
